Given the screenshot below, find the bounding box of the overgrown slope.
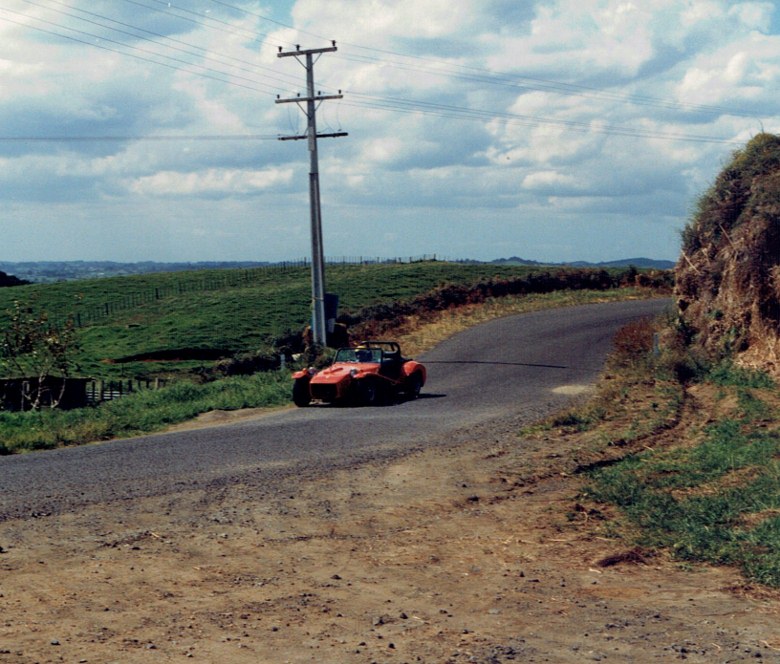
[675,132,780,375]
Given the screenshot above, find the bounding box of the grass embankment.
[537,317,780,587]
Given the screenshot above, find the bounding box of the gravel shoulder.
[2,415,780,663]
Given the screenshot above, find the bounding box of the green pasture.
[0,261,632,380]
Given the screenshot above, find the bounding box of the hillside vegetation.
[676,132,780,375]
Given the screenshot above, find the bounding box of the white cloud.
[128,167,294,196]
[522,170,580,193]
[291,0,481,42]
[676,32,780,106]
[728,2,775,32]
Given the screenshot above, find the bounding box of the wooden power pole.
[276,41,347,346]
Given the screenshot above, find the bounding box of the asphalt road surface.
[0,299,670,521]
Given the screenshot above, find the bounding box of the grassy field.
[0,371,291,454]
[0,261,646,380]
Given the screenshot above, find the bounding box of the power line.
[18,0,300,89]
[1,4,759,147]
[120,0,273,44]
[0,5,287,96]
[341,93,744,145]
[335,51,756,120]
[199,0,757,120]
[0,134,278,142]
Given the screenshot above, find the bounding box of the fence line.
[51,256,441,329]
[85,378,167,405]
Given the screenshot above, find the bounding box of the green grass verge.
[584,360,780,586]
[0,371,291,454]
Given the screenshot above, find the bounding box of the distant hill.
[567,257,675,269]
[0,256,675,283]
[0,261,274,283]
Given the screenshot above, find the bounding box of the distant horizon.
[0,254,678,267]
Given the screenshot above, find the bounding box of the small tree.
[0,300,80,410]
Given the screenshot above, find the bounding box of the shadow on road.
[424,360,568,370]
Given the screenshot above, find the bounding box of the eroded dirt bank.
[2,414,780,664]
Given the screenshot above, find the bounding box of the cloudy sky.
[1,1,778,264]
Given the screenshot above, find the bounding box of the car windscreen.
[335,348,381,363]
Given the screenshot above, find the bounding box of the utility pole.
[276,41,347,347]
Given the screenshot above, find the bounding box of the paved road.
[0,299,670,521]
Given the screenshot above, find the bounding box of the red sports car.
[292,340,426,406]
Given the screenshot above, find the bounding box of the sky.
[0,0,778,264]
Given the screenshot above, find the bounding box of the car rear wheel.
[405,373,423,400]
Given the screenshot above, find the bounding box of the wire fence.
[85,378,167,405]
[0,377,169,411]
[54,255,440,329]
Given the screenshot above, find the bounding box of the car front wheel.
[355,378,379,406]
[292,379,311,407]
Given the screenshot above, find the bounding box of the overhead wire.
[199,0,756,119]
[0,134,279,141]
[0,1,761,146]
[335,50,755,120]
[3,3,292,96]
[340,93,743,145]
[121,0,274,45]
[19,0,301,89]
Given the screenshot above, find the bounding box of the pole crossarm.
[276,94,344,104]
[278,132,349,141]
[277,43,338,58]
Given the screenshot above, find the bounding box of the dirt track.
[2,412,780,663]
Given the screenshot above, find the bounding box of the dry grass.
[397,288,653,357]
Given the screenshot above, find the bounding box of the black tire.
[405,373,423,400]
[292,379,311,407]
[356,378,378,406]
